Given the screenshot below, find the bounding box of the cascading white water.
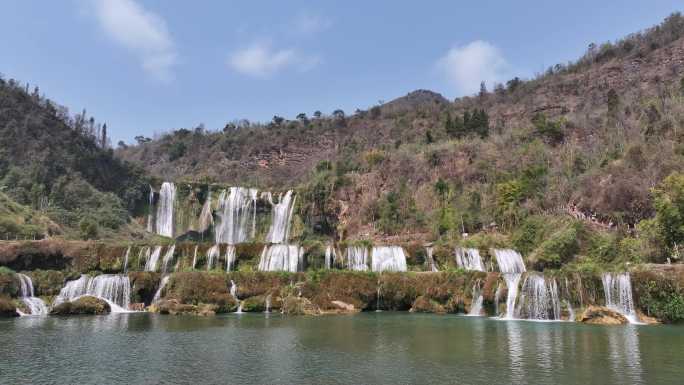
[160,244,176,273]
[493,249,526,319]
[264,191,296,244]
[230,280,238,299]
[516,275,561,320]
[455,248,485,271]
[155,182,176,237]
[206,244,221,270]
[138,246,150,270]
[191,245,198,269]
[425,247,438,272]
[198,191,214,233]
[602,273,640,324]
[468,281,484,316]
[565,300,576,321]
[17,274,48,315]
[152,276,170,303]
[225,245,236,271]
[325,245,336,269]
[347,246,369,271]
[215,187,258,244]
[265,294,272,313]
[494,283,503,316]
[146,186,155,233]
[371,246,408,272]
[144,246,163,272]
[258,244,303,272]
[54,275,131,312]
[122,246,131,273]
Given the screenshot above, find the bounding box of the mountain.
[0,77,149,238]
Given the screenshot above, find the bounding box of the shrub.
[79,217,99,240]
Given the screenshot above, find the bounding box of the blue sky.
[1,1,681,143]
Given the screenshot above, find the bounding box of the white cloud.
[90,0,177,81]
[437,40,509,95]
[292,11,331,36]
[228,42,320,78]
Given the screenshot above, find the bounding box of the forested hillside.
[117,13,684,269]
[0,77,149,239]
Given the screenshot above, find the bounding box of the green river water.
[1,312,682,385]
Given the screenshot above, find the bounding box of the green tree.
[653,172,684,248]
[79,217,99,240]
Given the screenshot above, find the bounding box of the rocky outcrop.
[155,299,218,316]
[0,296,19,317]
[50,296,111,315]
[410,295,446,314]
[281,296,321,316]
[579,306,629,325]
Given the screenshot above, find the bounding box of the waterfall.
[153,276,170,303]
[425,247,438,272]
[137,246,150,270]
[494,283,503,316]
[54,275,131,312]
[230,280,238,299]
[325,245,336,269]
[160,244,176,273]
[565,300,576,321]
[265,294,272,313]
[516,275,562,320]
[191,245,198,269]
[493,249,526,319]
[144,246,163,272]
[468,281,483,316]
[146,187,155,232]
[198,191,214,233]
[455,248,485,271]
[122,246,131,273]
[371,246,408,272]
[347,246,369,271]
[602,273,640,324]
[265,191,296,244]
[215,187,258,244]
[155,182,176,237]
[206,244,221,270]
[258,244,303,272]
[225,245,236,271]
[17,274,48,315]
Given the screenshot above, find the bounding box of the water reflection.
[506,322,524,384]
[607,325,643,384]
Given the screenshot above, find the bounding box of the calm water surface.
[1,312,682,385]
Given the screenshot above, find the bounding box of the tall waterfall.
[153,276,170,303]
[17,274,48,315]
[258,245,303,272]
[122,246,131,273]
[325,246,336,269]
[215,187,258,244]
[160,245,176,273]
[468,281,483,316]
[146,187,155,233]
[455,248,485,271]
[602,273,640,324]
[206,244,221,270]
[371,246,408,272]
[144,246,163,272]
[54,275,131,312]
[493,249,526,319]
[264,191,296,244]
[198,191,214,233]
[138,246,150,270]
[225,245,236,271]
[191,245,198,269]
[425,247,438,272]
[347,246,369,271]
[516,274,561,320]
[155,182,176,237]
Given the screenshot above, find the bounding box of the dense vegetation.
[0,77,150,238]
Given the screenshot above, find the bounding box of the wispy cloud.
[437,40,509,95]
[90,0,177,82]
[292,11,331,36]
[228,41,320,78]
